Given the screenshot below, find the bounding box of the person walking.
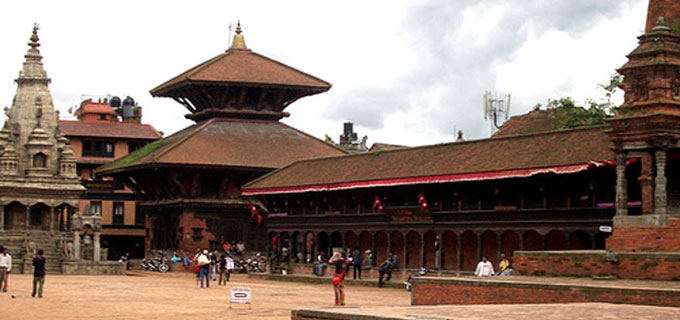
[209,250,218,281]
[218,255,228,286]
[0,246,12,292]
[329,252,349,306]
[197,249,211,288]
[32,249,46,298]
[351,247,362,280]
[225,255,234,282]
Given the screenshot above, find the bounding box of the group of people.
[474,253,514,277]
[0,246,46,298]
[192,248,236,288]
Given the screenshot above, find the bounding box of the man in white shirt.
[474,256,494,277]
[0,246,12,292]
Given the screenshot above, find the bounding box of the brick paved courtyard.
[1,272,679,320]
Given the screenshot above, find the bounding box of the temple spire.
[645,0,680,33]
[230,20,247,50]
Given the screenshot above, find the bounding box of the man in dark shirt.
[351,247,362,280]
[32,249,46,298]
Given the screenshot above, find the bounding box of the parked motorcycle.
[142,251,169,273]
[118,253,132,270]
[404,267,428,291]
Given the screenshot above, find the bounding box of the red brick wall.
[514,251,680,280]
[411,278,680,307]
[607,218,680,252]
[178,211,216,251]
[646,0,680,33]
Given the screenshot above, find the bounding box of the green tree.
[537,73,622,130]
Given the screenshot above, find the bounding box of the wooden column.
[476,233,482,261]
[654,150,668,215]
[419,232,425,268]
[639,153,654,215]
[435,232,442,271]
[497,233,503,259]
[456,233,463,273]
[519,231,525,250]
[370,233,376,267]
[0,204,4,232]
[615,152,628,216]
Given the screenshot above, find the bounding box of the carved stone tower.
[0,25,85,273]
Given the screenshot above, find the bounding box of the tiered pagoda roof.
[97,23,345,176]
[151,22,331,122]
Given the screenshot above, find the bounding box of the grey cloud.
[324,0,641,142]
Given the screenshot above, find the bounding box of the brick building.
[58,98,162,258]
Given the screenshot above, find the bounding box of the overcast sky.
[0,0,647,146]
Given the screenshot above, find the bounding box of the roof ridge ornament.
[230,20,247,50]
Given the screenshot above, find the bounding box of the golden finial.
[230,20,247,50]
[28,23,41,51]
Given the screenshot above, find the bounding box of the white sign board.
[229,287,252,309]
[599,226,613,233]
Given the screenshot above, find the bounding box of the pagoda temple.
[98,23,346,252]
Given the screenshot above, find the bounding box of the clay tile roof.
[242,126,614,194]
[96,118,347,174]
[58,120,162,140]
[151,49,331,96]
[491,109,559,138]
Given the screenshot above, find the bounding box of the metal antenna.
[483,91,511,134]
[228,22,233,47]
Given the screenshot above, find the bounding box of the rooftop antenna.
[483,91,511,134]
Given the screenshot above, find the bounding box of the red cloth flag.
[250,203,258,217]
[418,192,428,212]
[373,196,384,214]
[257,213,263,225]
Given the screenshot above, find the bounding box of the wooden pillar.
[476,233,482,261]
[639,153,654,215]
[615,152,628,216]
[419,232,425,268]
[519,231,525,250]
[654,150,668,215]
[0,204,4,232]
[370,232,376,267]
[456,233,462,274]
[497,232,503,259]
[435,232,442,271]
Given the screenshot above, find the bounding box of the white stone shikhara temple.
[0,25,122,274]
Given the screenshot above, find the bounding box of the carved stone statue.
[63,240,74,260]
[25,239,36,257]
